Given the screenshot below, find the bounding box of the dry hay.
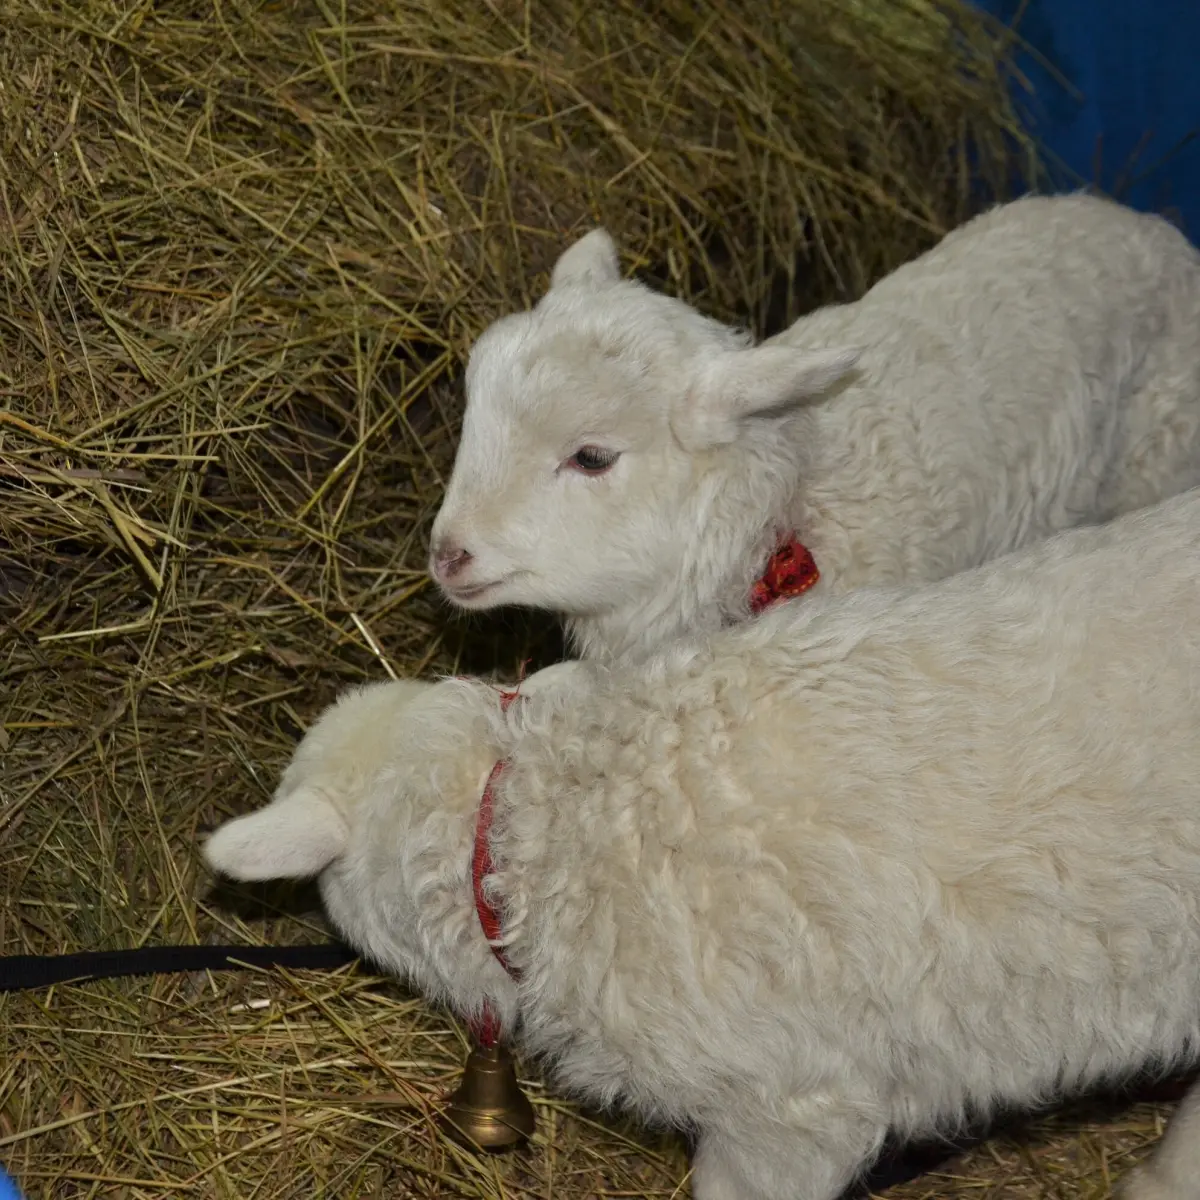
[882,1092,1185,1200]
[0,0,1176,1195]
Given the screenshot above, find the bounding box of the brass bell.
[441,1042,536,1150]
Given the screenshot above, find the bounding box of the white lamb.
[429,192,1200,663]
[208,487,1200,1200]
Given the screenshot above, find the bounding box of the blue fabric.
[972,0,1200,238]
[0,1167,23,1200]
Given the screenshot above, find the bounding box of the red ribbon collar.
[470,685,521,1048]
[749,533,819,614]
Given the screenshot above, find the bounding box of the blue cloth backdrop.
[972,0,1199,238]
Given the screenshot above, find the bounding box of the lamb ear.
[203,789,349,882]
[548,228,621,292]
[673,344,862,451]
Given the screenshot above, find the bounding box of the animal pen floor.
[0,0,1184,1196]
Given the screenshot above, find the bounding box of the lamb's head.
[429,228,861,638]
[202,674,528,1030]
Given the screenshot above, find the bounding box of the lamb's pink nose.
[432,541,473,581]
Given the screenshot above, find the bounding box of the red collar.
[470,685,522,1048]
[749,533,819,614]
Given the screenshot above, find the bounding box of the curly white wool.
[430,193,1200,663]
[207,487,1200,1200]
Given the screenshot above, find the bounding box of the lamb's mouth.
[443,578,506,606]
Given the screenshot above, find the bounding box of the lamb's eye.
[565,446,620,475]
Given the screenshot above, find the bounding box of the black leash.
[0,942,357,991]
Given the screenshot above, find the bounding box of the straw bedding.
[0,0,1178,1194]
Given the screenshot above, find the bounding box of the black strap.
[0,942,358,991]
